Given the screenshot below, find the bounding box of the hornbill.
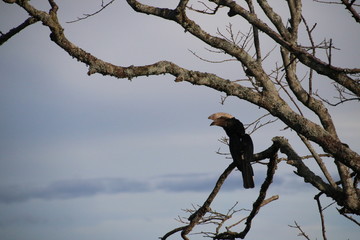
[208,112,255,189]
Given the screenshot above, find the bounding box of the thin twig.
[338,209,360,226]
[187,1,220,15]
[301,15,316,96]
[66,0,116,23]
[289,221,311,240]
[188,49,236,63]
[314,193,327,240]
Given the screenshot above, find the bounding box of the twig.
[66,0,116,23]
[289,221,311,240]
[226,195,279,231]
[314,83,360,106]
[325,38,333,66]
[314,193,327,240]
[301,15,316,95]
[246,113,278,134]
[338,209,360,226]
[188,49,236,64]
[187,1,220,15]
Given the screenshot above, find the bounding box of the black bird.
[209,112,255,189]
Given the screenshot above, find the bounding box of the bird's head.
[208,112,234,127]
[208,112,245,134]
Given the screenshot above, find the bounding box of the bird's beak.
[208,112,233,126]
[209,118,224,127]
[208,113,217,120]
[208,114,218,126]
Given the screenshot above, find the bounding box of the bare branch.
[246,113,279,134]
[289,221,311,240]
[180,162,236,239]
[271,137,358,214]
[314,82,360,106]
[187,1,220,15]
[314,193,328,240]
[225,195,279,231]
[214,150,279,239]
[338,208,360,226]
[66,0,116,23]
[341,0,360,23]
[301,15,316,96]
[210,0,360,96]
[245,0,261,62]
[188,49,236,64]
[280,46,338,135]
[298,134,337,188]
[0,17,38,45]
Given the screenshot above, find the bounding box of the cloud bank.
[0,170,311,204]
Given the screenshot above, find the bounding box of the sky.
[0,0,359,240]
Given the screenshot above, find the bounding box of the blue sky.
[0,1,359,240]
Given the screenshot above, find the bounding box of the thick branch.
[341,0,360,23]
[287,0,302,42]
[280,47,338,135]
[273,136,360,214]
[256,0,292,40]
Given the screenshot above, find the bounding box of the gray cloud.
[0,170,312,204]
[0,178,150,203]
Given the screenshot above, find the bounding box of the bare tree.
[1,0,359,239]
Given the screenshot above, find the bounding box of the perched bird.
[209,112,255,189]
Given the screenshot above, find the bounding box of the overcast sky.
[0,1,359,240]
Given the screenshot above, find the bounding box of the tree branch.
[211,0,360,96]
[66,0,116,23]
[280,47,338,135]
[0,17,38,45]
[181,163,236,240]
[314,193,328,240]
[289,221,311,240]
[341,0,360,23]
[298,135,337,188]
[274,136,360,214]
[245,0,262,62]
[214,150,279,239]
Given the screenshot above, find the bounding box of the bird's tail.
[241,161,254,189]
